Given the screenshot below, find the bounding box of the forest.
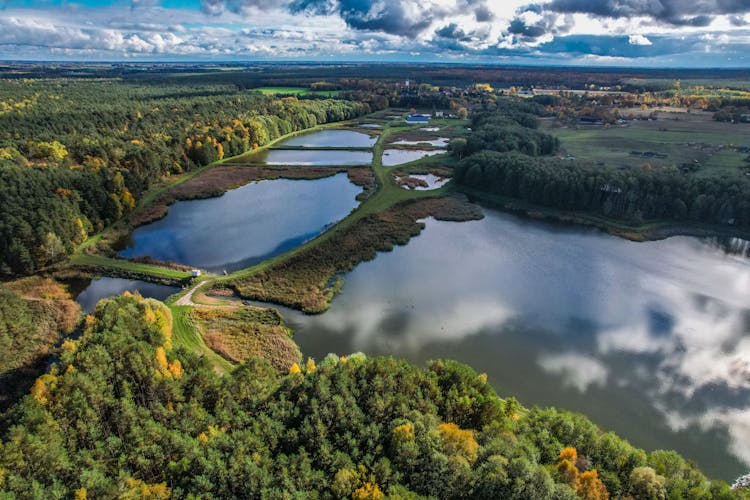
[0,293,742,499]
[0,79,376,276]
[453,101,750,228]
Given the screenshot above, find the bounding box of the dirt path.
[174,280,239,309]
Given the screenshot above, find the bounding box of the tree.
[628,467,667,500]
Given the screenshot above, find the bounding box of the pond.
[381,149,444,166]
[277,130,377,148]
[75,277,180,312]
[283,208,750,480]
[254,149,373,166]
[391,138,450,148]
[119,174,362,273]
[398,174,450,190]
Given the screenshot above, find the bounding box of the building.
[405,114,430,124]
[191,269,201,277]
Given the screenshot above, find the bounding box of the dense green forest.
[0,79,375,276]
[0,293,742,499]
[453,100,750,228]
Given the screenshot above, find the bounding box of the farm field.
[544,111,750,179]
[252,86,341,97]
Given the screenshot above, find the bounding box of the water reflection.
[120,174,361,272]
[286,209,750,479]
[381,149,444,166]
[259,149,373,166]
[277,130,376,148]
[75,277,180,313]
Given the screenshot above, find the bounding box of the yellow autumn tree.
[305,358,316,374]
[577,470,609,500]
[353,483,384,500]
[119,477,171,499]
[438,423,479,464]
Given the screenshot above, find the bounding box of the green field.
[544,111,750,179]
[252,87,341,97]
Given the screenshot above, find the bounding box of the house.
[191,269,201,277]
[406,114,430,124]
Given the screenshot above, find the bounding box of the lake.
[277,130,377,148]
[283,208,750,480]
[120,174,361,272]
[76,277,180,312]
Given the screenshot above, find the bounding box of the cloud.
[288,0,494,38]
[538,352,609,393]
[629,34,652,45]
[538,0,750,27]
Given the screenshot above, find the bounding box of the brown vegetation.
[189,306,301,373]
[227,195,482,313]
[0,276,81,409]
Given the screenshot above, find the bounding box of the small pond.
[75,277,180,313]
[277,130,376,148]
[391,138,449,148]
[398,174,450,190]
[382,149,444,166]
[256,149,373,166]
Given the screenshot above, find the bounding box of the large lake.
[120,174,361,272]
[283,209,750,480]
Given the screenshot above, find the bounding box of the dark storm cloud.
[505,10,573,41]
[435,23,469,40]
[541,0,750,26]
[287,0,493,38]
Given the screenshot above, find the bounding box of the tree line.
[0,292,740,498]
[453,100,750,228]
[0,79,376,275]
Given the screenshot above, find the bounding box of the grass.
[189,307,301,373]
[545,113,750,179]
[69,254,192,281]
[252,87,341,97]
[169,305,233,374]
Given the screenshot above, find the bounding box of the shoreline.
[459,186,750,244]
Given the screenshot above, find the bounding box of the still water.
[285,209,750,480]
[257,149,373,166]
[277,130,376,148]
[120,174,361,272]
[382,149,445,166]
[76,277,180,313]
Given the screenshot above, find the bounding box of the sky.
[2,0,750,66]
